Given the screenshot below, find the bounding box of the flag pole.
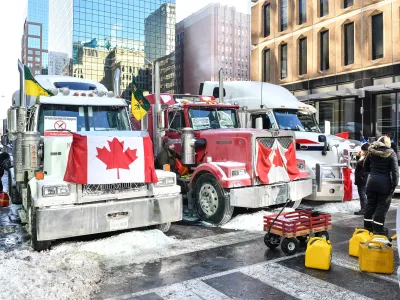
[153,61,162,156]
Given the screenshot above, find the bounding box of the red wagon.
[263,210,332,255]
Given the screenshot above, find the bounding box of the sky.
[0,0,27,121]
[176,0,251,22]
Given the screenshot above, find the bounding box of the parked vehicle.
[201,81,357,202]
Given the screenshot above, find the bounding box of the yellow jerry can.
[349,228,372,257]
[305,237,332,271]
[359,236,395,274]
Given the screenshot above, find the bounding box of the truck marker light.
[62,88,70,96]
[206,157,212,162]
[35,172,44,180]
[88,93,94,97]
[73,92,79,96]
[81,92,87,97]
[163,164,171,172]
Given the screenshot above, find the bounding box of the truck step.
[18,209,28,224]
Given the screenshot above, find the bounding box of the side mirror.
[324,120,331,136]
[212,87,226,99]
[255,117,263,130]
[1,135,9,146]
[318,135,327,143]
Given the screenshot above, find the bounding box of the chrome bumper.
[229,179,312,208]
[304,179,344,201]
[36,195,182,241]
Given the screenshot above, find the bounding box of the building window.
[299,38,307,75]
[320,30,329,70]
[299,0,307,25]
[280,44,288,79]
[372,13,384,60]
[263,4,270,37]
[344,22,354,65]
[344,0,354,8]
[263,49,270,82]
[320,0,329,17]
[280,0,288,32]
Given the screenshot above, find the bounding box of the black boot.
[372,223,388,237]
[364,220,373,232]
[354,210,365,215]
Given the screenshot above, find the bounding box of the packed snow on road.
[0,230,177,300]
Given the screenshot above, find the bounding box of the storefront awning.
[297,88,364,101]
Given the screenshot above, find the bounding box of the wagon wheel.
[315,231,330,240]
[281,238,299,255]
[264,233,281,249]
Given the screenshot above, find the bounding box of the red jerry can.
[0,192,10,207]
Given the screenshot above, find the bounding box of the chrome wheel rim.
[199,183,219,217]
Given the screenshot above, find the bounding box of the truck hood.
[293,131,358,150]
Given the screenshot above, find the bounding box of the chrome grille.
[83,183,147,196]
[257,137,293,149]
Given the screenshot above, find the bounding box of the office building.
[22,0,49,75]
[176,3,251,94]
[48,0,176,93]
[251,0,400,142]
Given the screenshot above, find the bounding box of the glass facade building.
[24,0,49,75]
[49,0,176,94]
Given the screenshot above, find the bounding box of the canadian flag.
[64,133,158,184]
[256,140,304,184]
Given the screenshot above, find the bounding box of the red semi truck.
[131,93,313,225]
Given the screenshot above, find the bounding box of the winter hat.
[361,142,369,151]
[164,139,175,147]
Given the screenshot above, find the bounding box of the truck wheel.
[194,173,234,226]
[30,208,51,252]
[154,222,171,233]
[8,171,21,205]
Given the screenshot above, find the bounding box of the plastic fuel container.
[305,237,332,271]
[349,228,372,257]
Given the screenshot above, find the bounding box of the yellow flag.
[24,65,53,97]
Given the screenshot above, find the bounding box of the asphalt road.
[0,202,399,300]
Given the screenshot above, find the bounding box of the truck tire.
[154,222,171,233]
[194,173,234,226]
[8,171,22,205]
[30,208,51,252]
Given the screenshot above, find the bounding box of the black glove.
[391,187,396,197]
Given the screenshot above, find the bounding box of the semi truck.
[201,81,358,202]
[2,61,182,251]
[134,91,313,225]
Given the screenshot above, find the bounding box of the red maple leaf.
[272,148,284,168]
[96,138,138,179]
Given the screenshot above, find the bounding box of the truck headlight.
[42,185,71,197]
[156,177,175,187]
[231,168,246,177]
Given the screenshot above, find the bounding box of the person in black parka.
[354,142,369,215]
[363,136,399,235]
[0,151,11,192]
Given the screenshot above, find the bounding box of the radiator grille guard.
[83,183,147,196]
[257,137,294,149]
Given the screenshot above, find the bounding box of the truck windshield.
[188,108,238,130]
[54,82,98,91]
[273,109,320,133]
[38,104,130,135]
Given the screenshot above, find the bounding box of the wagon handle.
[267,186,292,235]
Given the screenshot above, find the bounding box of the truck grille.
[83,183,147,196]
[257,137,293,149]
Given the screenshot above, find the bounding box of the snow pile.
[314,200,360,214]
[55,229,177,267]
[0,230,177,299]
[222,208,295,232]
[0,249,102,300]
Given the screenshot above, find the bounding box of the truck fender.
[27,177,38,201]
[189,163,226,190]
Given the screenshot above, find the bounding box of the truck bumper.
[304,179,344,202]
[36,194,182,241]
[229,179,312,208]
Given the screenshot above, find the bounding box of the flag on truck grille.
[131,77,150,121]
[256,139,307,184]
[64,133,158,184]
[24,65,53,97]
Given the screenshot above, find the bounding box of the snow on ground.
[222,208,295,232]
[0,230,177,300]
[312,200,361,214]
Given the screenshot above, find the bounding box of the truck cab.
[138,93,313,225]
[3,67,182,251]
[201,81,358,202]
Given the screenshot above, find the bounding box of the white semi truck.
[201,81,358,202]
[2,61,182,251]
